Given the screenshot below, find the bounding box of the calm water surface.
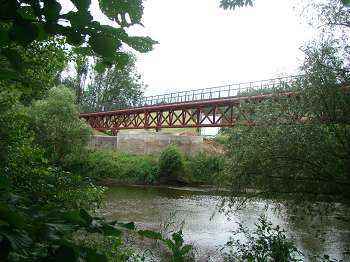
[99,185,350,261]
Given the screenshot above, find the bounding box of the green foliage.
[80,55,145,112]
[139,229,192,262]
[0,1,160,260]
[73,230,139,262]
[224,216,302,262]
[185,153,225,183]
[342,0,350,6]
[0,38,69,104]
[0,88,29,173]
[8,163,105,210]
[214,134,229,145]
[0,176,127,261]
[0,0,157,81]
[29,86,92,164]
[67,150,159,184]
[158,145,185,181]
[222,35,350,208]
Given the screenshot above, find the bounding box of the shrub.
[158,145,185,181]
[29,86,92,164]
[185,153,225,184]
[224,215,303,262]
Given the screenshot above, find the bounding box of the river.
[99,185,350,261]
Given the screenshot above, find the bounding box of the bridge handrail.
[139,75,299,106]
[85,75,302,112]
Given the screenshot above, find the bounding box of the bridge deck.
[80,76,298,131]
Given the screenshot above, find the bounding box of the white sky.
[62,0,319,96]
[124,0,316,96]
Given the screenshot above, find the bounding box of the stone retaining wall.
[89,133,203,156]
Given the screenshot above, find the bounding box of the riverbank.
[65,145,225,186]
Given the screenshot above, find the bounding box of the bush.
[185,153,225,184]
[224,215,303,262]
[158,145,185,182]
[67,150,159,184]
[29,86,92,164]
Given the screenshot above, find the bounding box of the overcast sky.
[79,0,319,96]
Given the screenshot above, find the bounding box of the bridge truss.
[80,76,298,132]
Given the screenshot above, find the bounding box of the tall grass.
[67,150,159,184]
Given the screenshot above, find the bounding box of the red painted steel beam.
[79,92,295,131]
[80,92,294,117]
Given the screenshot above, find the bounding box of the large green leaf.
[121,36,158,53]
[118,221,135,230]
[65,28,85,46]
[138,230,163,240]
[62,210,84,225]
[112,52,130,68]
[101,224,122,236]
[99,0,144,26]
[43,0,62,22]
[94,61,107,73]
[89,33,121,57]
[64,11,93,28]
[79,209,93,226]
[172,231,184,247]
[181,244,192,255]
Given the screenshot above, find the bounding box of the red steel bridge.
[80,76,299,133]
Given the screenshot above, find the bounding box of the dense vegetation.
[221,1,350,210]
[68,150,159,184]
[66,145,224,185]
[0,0,349,261]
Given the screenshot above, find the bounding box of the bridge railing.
[83,75,300,112]
[138,75,298,107]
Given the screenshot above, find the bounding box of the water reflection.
[99,185,350,261]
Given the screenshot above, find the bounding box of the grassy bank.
[67,150,159,184]
[66,146,224,185]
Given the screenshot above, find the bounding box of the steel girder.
[79,93,284,132]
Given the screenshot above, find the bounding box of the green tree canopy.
[0,0,157,85]
[80,55,145,112]
[29,86,92,164]
[221,0,350,209]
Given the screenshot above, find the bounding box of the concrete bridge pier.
[89,132,203,156]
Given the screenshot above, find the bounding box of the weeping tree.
[221,0,350,209]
